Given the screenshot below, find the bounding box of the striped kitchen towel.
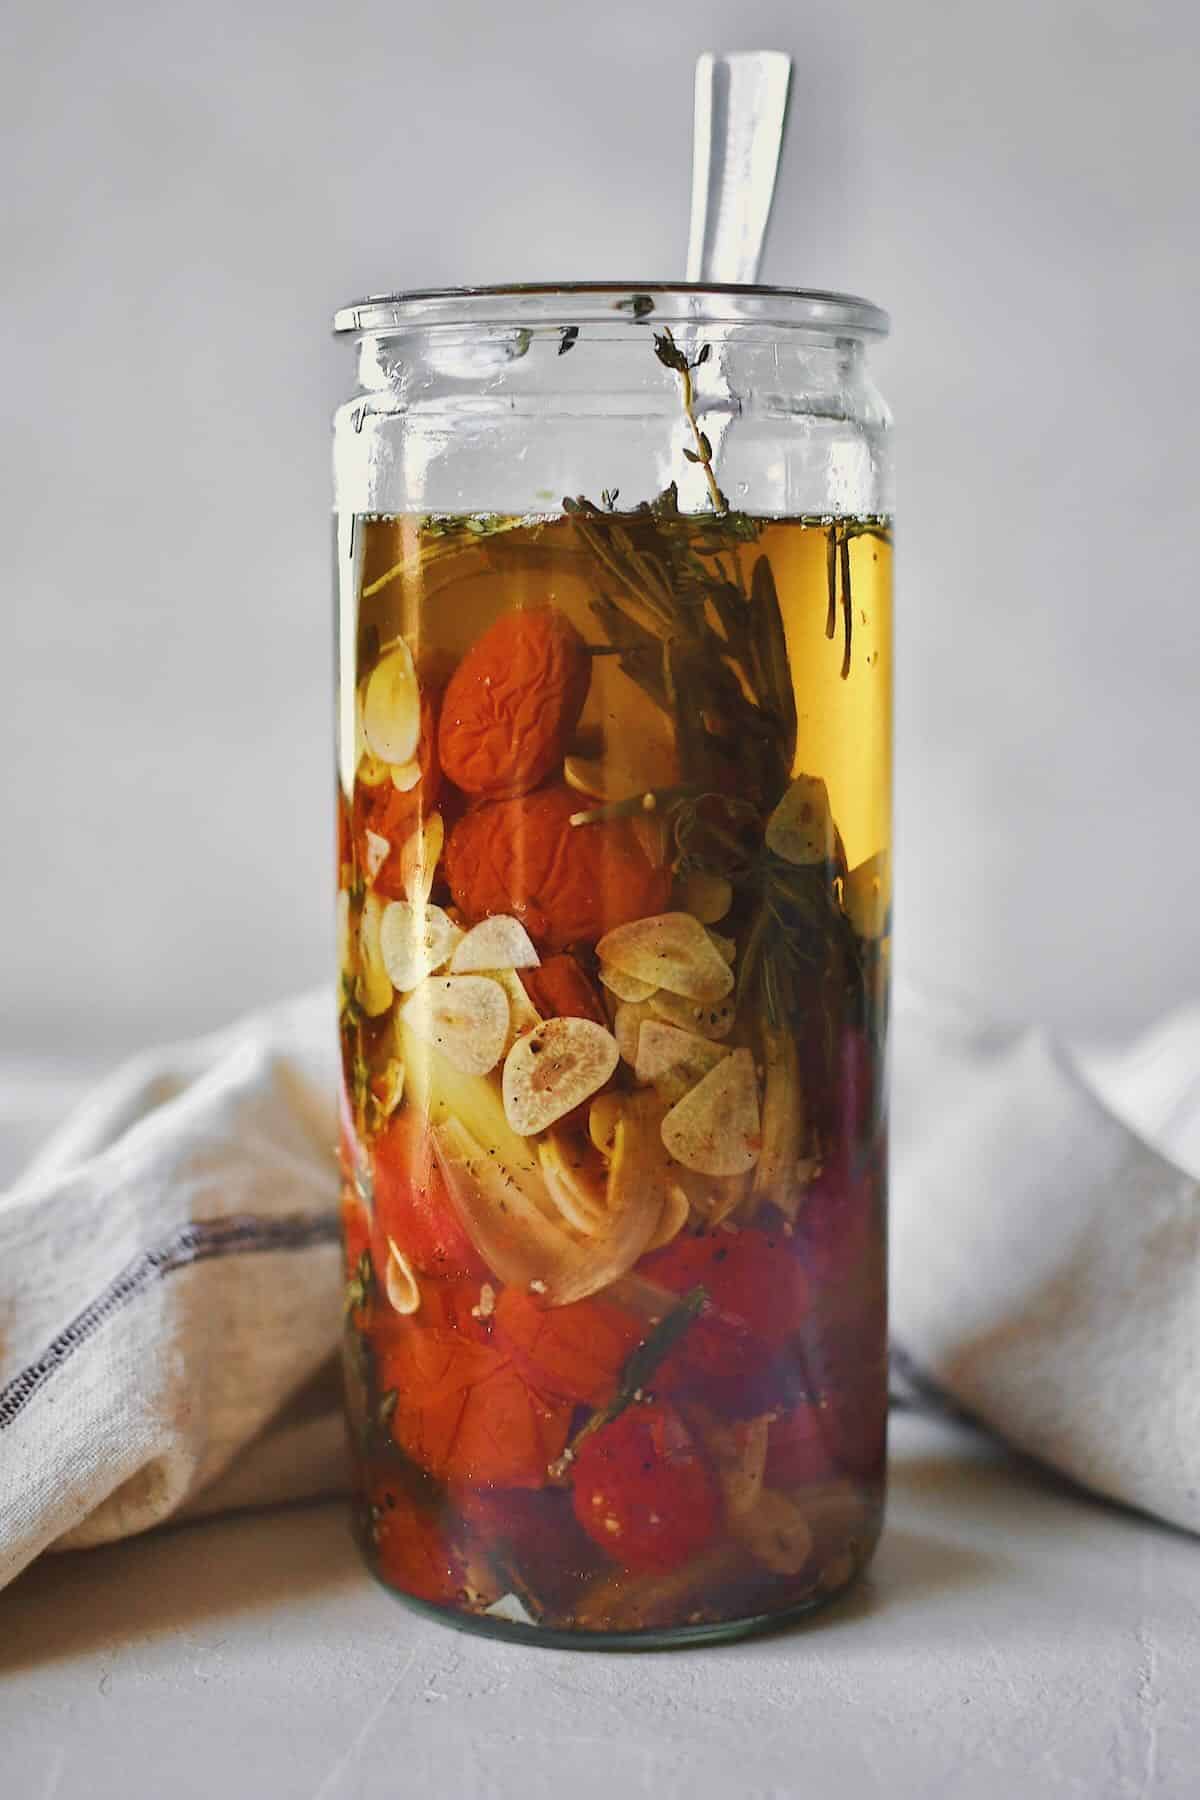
[1,985,1197,1595]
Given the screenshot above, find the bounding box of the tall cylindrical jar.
[332,285,892,1646]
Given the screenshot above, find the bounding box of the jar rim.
[332,282,889,338]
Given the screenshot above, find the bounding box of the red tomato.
[644,1228,810,1348]
[492,1288,643,1407]
[373,1287,573,1491]
[570,1401,722,1573]
[372,1111,484,1280]
[367,1474,464,1606]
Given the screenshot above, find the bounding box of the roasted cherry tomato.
[367,1474,464,1606]
[570,1400,722,1573]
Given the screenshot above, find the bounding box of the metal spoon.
[686,51,793,287]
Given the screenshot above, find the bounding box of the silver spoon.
[686,51,793,287]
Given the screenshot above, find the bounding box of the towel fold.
[1,984,1196,1594]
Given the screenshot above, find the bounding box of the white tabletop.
[2,1411,1196,1800]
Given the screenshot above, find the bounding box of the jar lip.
[332,282,889,339]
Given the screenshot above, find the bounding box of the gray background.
[2,0,1196,1060]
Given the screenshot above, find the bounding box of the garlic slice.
[733,1488,814,1574]
[384,1238,421,1315]
[364,829,391,883]
[502,1017,620,1137]
[356,752,392,789]
[597,912,733,1004]
[399,975,510,1076]
[648,989,736,1041]
[599,964,658,1004]
[451,914,541,974]
[357,892,394,1017]
[843,849,890,940]
[680,870,733,924]
[362,641,421,767]
[483,966,542,1049]
[764,774,836,867]
[707,929,736,965]
[390,757,422,793]
[660,1047,761,1176]
[399,811,445,905]
[379,900,460,992]
[634,1019,730,1104]
[612,999,656,1067]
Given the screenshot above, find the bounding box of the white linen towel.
[1,983,1196,1594]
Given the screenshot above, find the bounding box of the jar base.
[360,1534,878,1653]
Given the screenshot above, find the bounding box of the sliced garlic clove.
[483,966,541,1049]
[599,964,658,1003]
[648,989,736,1041]
[356,752,392,789]
[384,1237,421,1315]
[563,756,608,799]
[764,774,836,867]
[357,892,394,1017]
[680,870,733,924]
[644,1180,691,1252]
[450,914,541,974]
[588,1091,625,1159]
[362,640,421,767]
[597,912,733,1004]
[634,1019,730,1104]
[399,974,510,1076]
[390,758,422,793]
[502,1017,620,1137]
[843,849,890,940]
[379,900,460,992]
[538,1135,609,1235]
[400,811,444,905]
[364,829,391,883]
[660,1047,761,1176]
[733,1488,814,1574]
[612,999,656,1067]
[706,929,736,965]
[376,1058,406,1118]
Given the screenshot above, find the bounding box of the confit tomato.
[571,1401,722,1573]
[367,1473,464,1606]
[518,954,608,1027]
[437,607,591,800]
[371,1110,484,1281]
[492,1288,644,1407]
[641,1228,811,1416]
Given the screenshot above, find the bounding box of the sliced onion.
[644,1181,690,1252]
[432,1103,662,1308]
[538,1134,609,1235]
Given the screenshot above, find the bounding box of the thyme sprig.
[651,328,727,515]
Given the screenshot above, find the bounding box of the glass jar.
[332,284,892,1646]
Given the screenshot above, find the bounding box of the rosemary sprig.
[548,1286,707,1479]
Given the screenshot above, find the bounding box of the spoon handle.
[686,51,793,287]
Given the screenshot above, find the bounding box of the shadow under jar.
[332,284,893,1647]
